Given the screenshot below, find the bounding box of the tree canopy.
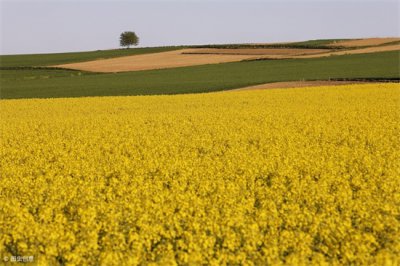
[120,31,139,48]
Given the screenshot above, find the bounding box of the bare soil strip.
[330,38,400,47]
[230,81,372,91]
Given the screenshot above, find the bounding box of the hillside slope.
[1,51,398,99]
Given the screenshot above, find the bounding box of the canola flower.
[0,83,399,265]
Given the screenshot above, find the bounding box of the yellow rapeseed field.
[0,83,399,265]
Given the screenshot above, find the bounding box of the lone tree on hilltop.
[120,31,139,48]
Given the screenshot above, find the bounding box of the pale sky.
[0,0,399,55]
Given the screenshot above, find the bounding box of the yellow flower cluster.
[0,83,399,265]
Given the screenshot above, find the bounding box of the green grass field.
[0,46,183,67]
[1,51,398,99]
